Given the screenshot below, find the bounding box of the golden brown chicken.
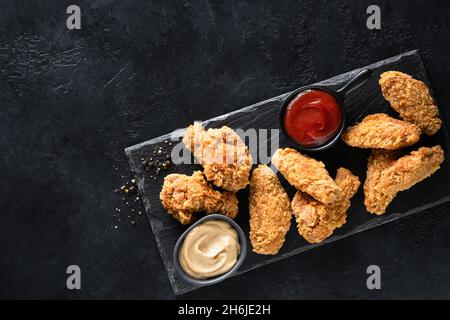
[271,148,343,204]
[182,122,252,192]
[343,113,421,149]
[379,71,441,135]
[249,165,292,255]
[364,149,399,215]
[292,168,360,244]
[159,171,238,224]
[364,145,444,215]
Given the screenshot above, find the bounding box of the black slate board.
[125,50,450,295]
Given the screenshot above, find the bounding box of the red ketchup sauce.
[283,89,342,147]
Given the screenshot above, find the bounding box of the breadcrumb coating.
[271,148,343,204]
[182,123,252,192]
[249,165,292,255]
[343,113,421,149]
[379,71,441,135]
[159,171,238,224]
[364,150,399,215]
[364,145,444,215]
[292,168,360,244]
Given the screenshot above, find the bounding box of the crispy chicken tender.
[343,113,421,149]
[249,165,292,255]
[159,171,238,224]
[182,123,252,192]
[364,150,399,215]
[379,71,441,135]
[364,145,444,215]
[292,168,360,244]
[271,148,343,204]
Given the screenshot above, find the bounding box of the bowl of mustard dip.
[173,214,247,285]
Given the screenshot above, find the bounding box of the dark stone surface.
[1,0,450,299]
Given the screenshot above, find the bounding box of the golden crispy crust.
[364,150,399,214]
[249,165,292,255]
[292,168,360,244]
[379,71,441,135]
[343,113,421,149]
[182,123,252,192]
[159,171,238,224]
[271,148,343,204]
[335,167,361,199]
[364,146,444,215]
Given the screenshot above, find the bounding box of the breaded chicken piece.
[249,165,292,255]
[159,171,238,224]
[379,71,441,135]
[365,145,444,215]
[364,150,400,215]
[334,167,361,199]
[271,148,343,204]
[292,168,360,244]
[343,113,421,149]
[182,122,252,192]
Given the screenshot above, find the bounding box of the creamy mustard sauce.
[179,220,240,279]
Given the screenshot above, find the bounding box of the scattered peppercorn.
[112,163,145,230]
[142,144,173,175]
[112,141,174,230]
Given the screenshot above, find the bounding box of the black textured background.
[1,0,450,299]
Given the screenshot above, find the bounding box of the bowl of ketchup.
[280,69,372,151]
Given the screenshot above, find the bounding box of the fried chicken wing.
[159,171,238,224]
[271,148,343,204]
[292,168,360,244]
[379,71,441,135]
[249,165,292,255]
[182,122,252,192]
[343,113,421,149]
[364,145,444,215]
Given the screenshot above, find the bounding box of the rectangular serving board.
[125,50,450,295]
